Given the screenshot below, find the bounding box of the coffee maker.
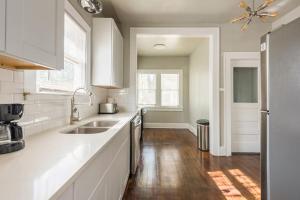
[0,104,25,154]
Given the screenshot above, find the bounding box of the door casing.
[224,52,261,156]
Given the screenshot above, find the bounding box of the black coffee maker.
[0,104,25,154]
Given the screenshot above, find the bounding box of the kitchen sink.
[82,120,119,128]
[62,127,109,134]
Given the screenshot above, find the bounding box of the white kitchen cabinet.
[89,177,107,200]
[4,0,64,70]
[92,18,124,88]
[106,136,130,200]
[71,123,130,200]
[56,185,74,200]
[0,0,5,52]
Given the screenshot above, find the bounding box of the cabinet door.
[0,0,5,51]
[107,135,130,200]
[89,177,107,200]
[57,185,74,200]
[111,22,123,88]
[111,23,118,88]
[6,0,64,69]
[92,18,113,87]
[116,29,124,88]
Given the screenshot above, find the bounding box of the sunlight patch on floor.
[208,171,247,200]
[228,169,261,200]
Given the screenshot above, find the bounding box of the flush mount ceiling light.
[231,0,278,31]
[153,44,166,50]
[78,0,103,14]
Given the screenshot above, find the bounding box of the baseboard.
[232,142,260,153]
[188,124,197,136]
[143,123,201,135]
[219,146,227,156]
[144,123,189,129]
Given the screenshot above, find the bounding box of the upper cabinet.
[0,0,5,52]
[92,18,124,88]
[0,0,64,70]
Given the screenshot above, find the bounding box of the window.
[161,73,180,107]
[137,70,183,111]
[137,73,156,106]
[233,67,258,103]
[36,2,91,93]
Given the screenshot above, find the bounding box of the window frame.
[24,0,91,95]
[137,69,183,112]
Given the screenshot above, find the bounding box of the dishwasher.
[130,114,142,175]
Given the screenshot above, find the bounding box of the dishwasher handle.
[132,116,142,127]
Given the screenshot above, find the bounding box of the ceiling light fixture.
[78,0,103,14]
[153,44,166,50]
[231,0,278,31]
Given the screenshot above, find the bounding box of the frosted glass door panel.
[233,67,258,103]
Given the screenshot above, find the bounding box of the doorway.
[224,52,261,156]
[130,27,221,155]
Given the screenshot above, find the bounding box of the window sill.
[26,89,88,97]
[38,91,74,96]
[139,106,183,112]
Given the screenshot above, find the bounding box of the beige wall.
[110,22,271,144]
[138,56,189,123]
[121,22,271,88]
[68,0,101,27]
[189,39,209,128]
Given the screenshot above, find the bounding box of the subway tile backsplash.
[0,68,107,137]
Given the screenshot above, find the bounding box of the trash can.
[197,119,209,151]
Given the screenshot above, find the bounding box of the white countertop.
[0,112,138,200]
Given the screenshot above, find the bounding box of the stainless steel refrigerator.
[260,18,300,200]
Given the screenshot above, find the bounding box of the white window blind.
[37,12,88,92]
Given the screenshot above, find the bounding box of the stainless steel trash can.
[197,119,209,151]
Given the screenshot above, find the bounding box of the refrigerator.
[260,18,300,200]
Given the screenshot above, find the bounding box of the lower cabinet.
[56,123,130,200]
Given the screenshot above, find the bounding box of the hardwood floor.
[123,129,261,200]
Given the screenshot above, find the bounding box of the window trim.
[24,0,91,95]
[137,69,183,112]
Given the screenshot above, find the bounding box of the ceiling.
[137,35,207,56]
[102,0,300,25]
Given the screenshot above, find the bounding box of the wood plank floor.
[123,129,261,200]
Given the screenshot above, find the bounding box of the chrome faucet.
[70,88,95,124]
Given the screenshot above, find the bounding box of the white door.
[5,0,64,69]
[231,59,260,153]
[0,0,5,51]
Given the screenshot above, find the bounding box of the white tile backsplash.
[0,68,14,82]
[108,88,132,112]
[0,69,108,137]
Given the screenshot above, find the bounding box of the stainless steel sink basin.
[82,120,119,128]
[62,127,109,134]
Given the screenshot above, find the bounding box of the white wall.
[138,56,189,123]
[189,39,209,129]
[0,68,107,137]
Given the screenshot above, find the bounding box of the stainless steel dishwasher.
[130,114,142,174]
